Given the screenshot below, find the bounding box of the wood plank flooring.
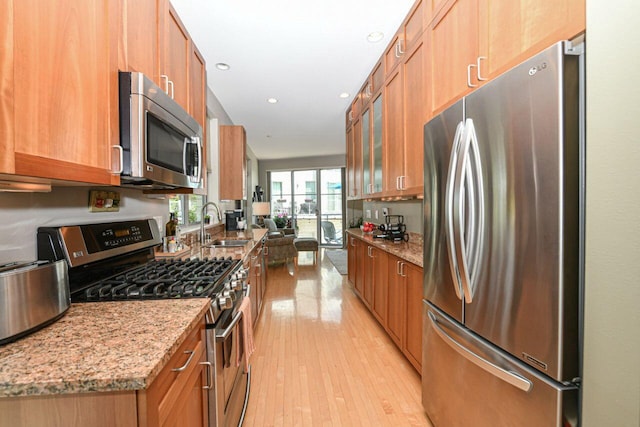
[243,249,432,426]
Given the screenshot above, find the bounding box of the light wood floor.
[243,249,432,427]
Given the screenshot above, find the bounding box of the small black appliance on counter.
[376,215,409,242]
[225,210,243,231]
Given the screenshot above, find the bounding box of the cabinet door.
[386,256,404,347]
[353,118,362,199]
[346,126,354,199]
[355,240,365,299]
[404,262,423,371]
[383,68,404,196]
[478,0,585,80]
[13,0,118,185]
[363,245,374,308]
[371,94,384,194]
[120,0,160,84]
[160,1,190,112]
[372,247,388,326]
[0,0,13,174]
[401,39,427,196]
[428,0,478,114]
[347,236,357,285]
[361,107,371,196]
[219,125,247,201]
[189,44,206,130]
[189,43,207,195]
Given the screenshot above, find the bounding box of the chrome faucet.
[200,201,222,243]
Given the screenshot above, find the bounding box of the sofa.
[263,218,297,265]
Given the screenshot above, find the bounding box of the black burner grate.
[73,257,239,302]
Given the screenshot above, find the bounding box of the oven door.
[208,291,250,427]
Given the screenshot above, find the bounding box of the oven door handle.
[216,303,244,342]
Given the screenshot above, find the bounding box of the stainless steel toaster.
[0,260,70,345]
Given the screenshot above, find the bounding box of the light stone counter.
[0,298,210,397]
[346,228,423,268]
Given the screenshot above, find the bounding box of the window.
[169,194,205,226]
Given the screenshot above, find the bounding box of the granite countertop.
[0,299,210,398]
[346,229,423,268]
[156,227,267,262]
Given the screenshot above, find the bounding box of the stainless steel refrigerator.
[422,41,584,426]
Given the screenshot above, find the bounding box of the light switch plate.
[366,209,371,219]
[89,190,121,212]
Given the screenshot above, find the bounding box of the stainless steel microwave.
[117,71,203,189]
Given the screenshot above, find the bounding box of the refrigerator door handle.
[452,118,485,303]
[445,120,466,301]
[428,311,533,393]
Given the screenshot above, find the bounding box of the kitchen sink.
[206,239,250,248]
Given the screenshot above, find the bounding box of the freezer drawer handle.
[428,311,533,393]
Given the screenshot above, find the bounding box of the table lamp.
[252,202,271,227]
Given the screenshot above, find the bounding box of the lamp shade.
[252,202,271,216]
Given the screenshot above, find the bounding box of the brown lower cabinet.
[347,235,423,373]
[387,254,423,372]
[247,239,266,326]
[0,315,209,427]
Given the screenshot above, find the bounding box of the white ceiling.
[170,0,416,160]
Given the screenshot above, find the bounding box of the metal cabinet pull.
[161,74,169,94]
[428,311,533,392]
[172,350,196,372]
[394,39,405,58]
[400,262,406,277]
[350,237,356,247]
[200,361,213,389]
[111,145,123,174]
[169,80,175,99]
[467,64,478,88]
[476,56,487,81]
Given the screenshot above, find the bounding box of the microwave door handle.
[183,138,188,176]
[192,136,202,183]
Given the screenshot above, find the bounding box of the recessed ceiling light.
[367,32,384,43]
[267,98,278,104]
[339,92,350,99]
[215,63,230,70]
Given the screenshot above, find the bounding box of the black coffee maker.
[225,210,243,231]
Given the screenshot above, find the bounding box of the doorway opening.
[268,168,344,247]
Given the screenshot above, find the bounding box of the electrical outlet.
[382,207,389,216]
[366,209,371,219]
[374,210,379,220]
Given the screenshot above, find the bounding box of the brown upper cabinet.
[384,0,426,76]
[0,1,14,176]
[4,0,120,186]
[427,0,586,115]
[347,0,586,201]
[121,0,206,122]
[1,0,208,188]
[219,125,247,201]
[160,2,191,113]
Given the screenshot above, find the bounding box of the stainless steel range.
[37,219,250,427]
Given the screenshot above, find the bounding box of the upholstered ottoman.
[294,237,319,264]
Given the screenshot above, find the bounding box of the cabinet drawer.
[139,317,207,426]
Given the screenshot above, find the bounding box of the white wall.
[583,0,640,425]
[0,187,168,264]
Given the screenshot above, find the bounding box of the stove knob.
[217,295,233,310]
[230,279,244,291]
[234,269,248,280]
